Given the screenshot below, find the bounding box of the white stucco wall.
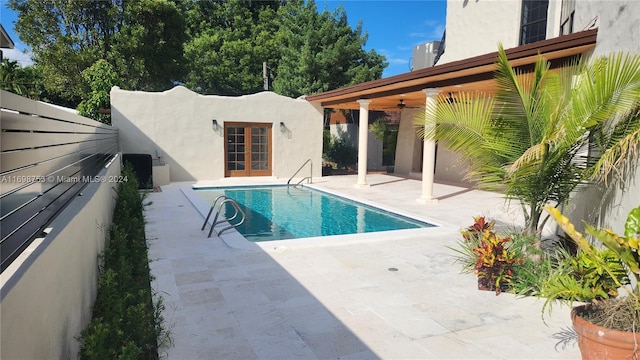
[437,0,521,64]
[574,0,640,56]
[0,161,120,359]
[111,86,324,182]
[394,109,422,175]
[438,0,562,64]
[435,146,474,186]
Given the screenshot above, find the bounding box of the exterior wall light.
[279,121,285,131]
[212,119,218,129]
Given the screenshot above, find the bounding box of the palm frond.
[589,107,640,182]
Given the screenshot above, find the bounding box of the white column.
[355,99,372,188]
[418,89,440,203]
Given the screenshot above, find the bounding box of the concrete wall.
[111,86,324,182]
[0,160,121,359]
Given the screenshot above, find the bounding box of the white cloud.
[388,57,409,65]
[2,47,34,66]
[422,20,440,28]
[409,21,445,43]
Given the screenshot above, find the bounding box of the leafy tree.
[273,0,387,98]
[10,0,387,101]
[182,0,280,95]
[8,0,186,105]
[110,0,186,92]
[417,46,640,239]
[78,60,121,124]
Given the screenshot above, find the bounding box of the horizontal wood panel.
[1,111,117,133]
[1,179,85,271]
[1,143,81,173]
[1,136,118,172]
[0,152,83,196]
[1,154,105,226]
[0,90,112,128]
[1,132,117,151]
[1,90,118,272]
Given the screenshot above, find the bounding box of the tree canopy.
[9,0,186,106]
[8,0,388,118]
[273,0,387,98]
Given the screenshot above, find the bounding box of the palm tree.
[417,45,640,239]
[0,59,28,96]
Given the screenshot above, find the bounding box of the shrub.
[323,136,357,169]
[78,164,169,359]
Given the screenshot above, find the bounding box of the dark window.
[560,11,574,35]
[560,0,576,35]
[520,0,549,45]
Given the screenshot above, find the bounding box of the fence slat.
[1,111,117,133]
[0,91,118,272]
[1,132,116,152]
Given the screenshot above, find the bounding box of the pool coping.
[182,182,459,251]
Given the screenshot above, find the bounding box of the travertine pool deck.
[145,174,580,359]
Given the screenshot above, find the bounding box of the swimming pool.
[194,185,435,242]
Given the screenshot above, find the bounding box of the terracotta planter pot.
[571,304,640,360]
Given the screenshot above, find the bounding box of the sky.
[0,0,447,78]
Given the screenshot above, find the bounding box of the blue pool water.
[195,185,435,242]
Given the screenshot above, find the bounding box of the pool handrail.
[287,159,312,187]
[201,195,246,238]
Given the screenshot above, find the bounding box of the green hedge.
[78,164,169,360]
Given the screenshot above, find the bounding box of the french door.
[224,123,272,177]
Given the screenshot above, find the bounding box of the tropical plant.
[539,246,628,316]
[544,204,640,332]
[451,216,522,294]
[0,59,28,96]
[417,46,640,239]
[506,232,553,295]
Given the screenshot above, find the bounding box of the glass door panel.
[225,123,272,177]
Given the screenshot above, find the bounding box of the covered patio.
[306,29,597,202]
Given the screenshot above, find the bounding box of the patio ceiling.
[306,29,598,111]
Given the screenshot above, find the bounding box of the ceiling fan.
[383,99,420,111]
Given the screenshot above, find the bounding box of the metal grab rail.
[201,195,246,238]
[287,159,312,187]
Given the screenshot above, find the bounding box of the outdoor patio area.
[145,174,580,359]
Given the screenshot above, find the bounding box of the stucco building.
[111,86,324,185]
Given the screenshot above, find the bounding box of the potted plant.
[451,216,522,294]
[543,205,640,360]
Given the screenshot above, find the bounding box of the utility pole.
[263,62,269,91]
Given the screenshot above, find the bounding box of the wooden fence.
[0,90,118,271]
